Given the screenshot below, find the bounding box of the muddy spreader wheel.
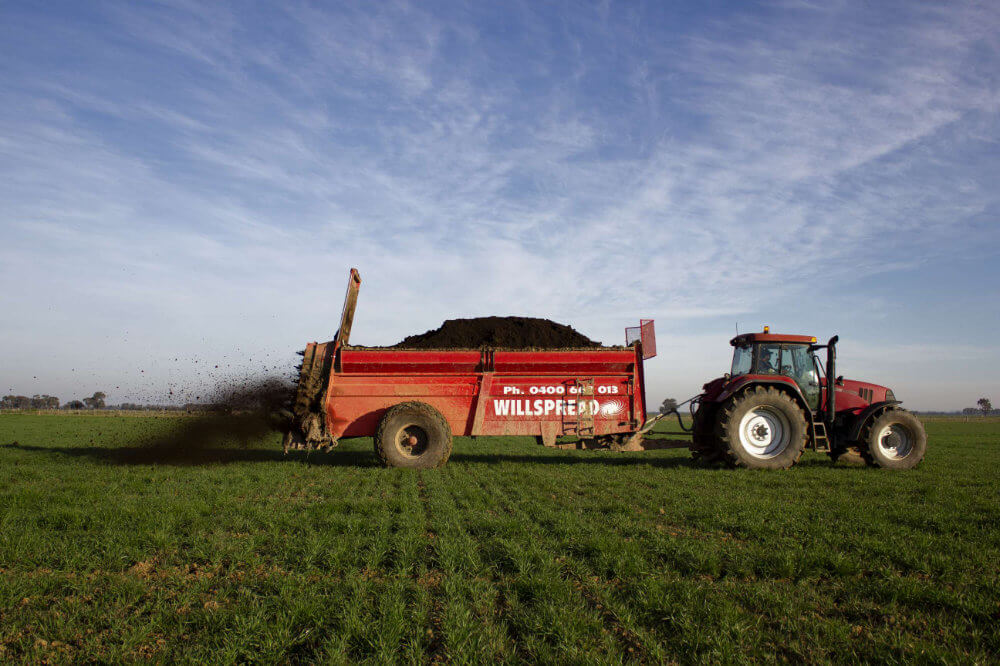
[374,402,453,469]
[716,386,807,469]
[861,409,926,470]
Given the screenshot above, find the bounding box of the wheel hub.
[877,424,912,459]
[395,425,429,458]
[737,407,791,459]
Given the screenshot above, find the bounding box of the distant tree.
[82,391,107,409]
[64,400,85,410]
[659,398,679,414]
[28,394,59,409]
[979,398,993,417]
[963,407,979,416]
[3,395,33,409]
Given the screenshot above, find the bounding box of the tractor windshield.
[731,345,752,376]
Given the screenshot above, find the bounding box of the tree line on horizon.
[1,392,107,410]
[1,392,106,410]
[1,391,218,412]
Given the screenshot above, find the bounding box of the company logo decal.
[492,398,624,417]
[599,399,626,416]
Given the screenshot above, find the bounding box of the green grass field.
[1,414,998,663]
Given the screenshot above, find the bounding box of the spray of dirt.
[120,377,294,464]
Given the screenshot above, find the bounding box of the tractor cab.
[729,329,821,411]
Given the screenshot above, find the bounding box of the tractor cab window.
[783,345,821,409]
[731,345,752,376]
[793,346,821,409]
[753,344,782,374]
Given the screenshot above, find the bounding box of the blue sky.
[1,0,998,410]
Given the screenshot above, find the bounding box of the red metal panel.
[625,320,656,360]
[340,349,482,374]
[324,347,646,441]
[470,373,494,434]
[474,374,634,437]
[493,349,635,374]
[632,343,647,420]
[640,319,656,359]
[327,375,478,438]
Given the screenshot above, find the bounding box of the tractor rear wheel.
[861,409,926,470]
[690,403,725,463]
[716,386,807,469]
[374,401,453,469]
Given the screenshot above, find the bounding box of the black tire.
[861,409,926,470]
[716,386,807,469]
[374,401,453,469]
[690,403,726,463]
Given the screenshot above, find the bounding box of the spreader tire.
[861,409,926,470]
[374,401,453,469]
[716,386,807,469]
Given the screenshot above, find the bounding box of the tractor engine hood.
[823,377,897,411]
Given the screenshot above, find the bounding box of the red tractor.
[689,327,926,470]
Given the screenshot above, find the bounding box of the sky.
[1,0,998,411]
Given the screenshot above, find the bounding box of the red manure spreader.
[284,269,657,468]
[284,270,926,470]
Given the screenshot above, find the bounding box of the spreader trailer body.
[285,269,659,468]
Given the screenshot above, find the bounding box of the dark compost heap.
[391,316,602,349]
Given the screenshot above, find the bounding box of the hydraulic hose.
[666,394,701,432]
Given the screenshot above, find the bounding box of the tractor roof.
[730,332,817,346]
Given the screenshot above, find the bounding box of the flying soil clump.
[122,377,294,464]
[391,316,602,349]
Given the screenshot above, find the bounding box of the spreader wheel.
[374,401,453,469]
[716,386,807,469]
[861,409,926,470]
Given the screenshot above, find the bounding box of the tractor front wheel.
[861,409,926,470]
[716,387,807,469]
